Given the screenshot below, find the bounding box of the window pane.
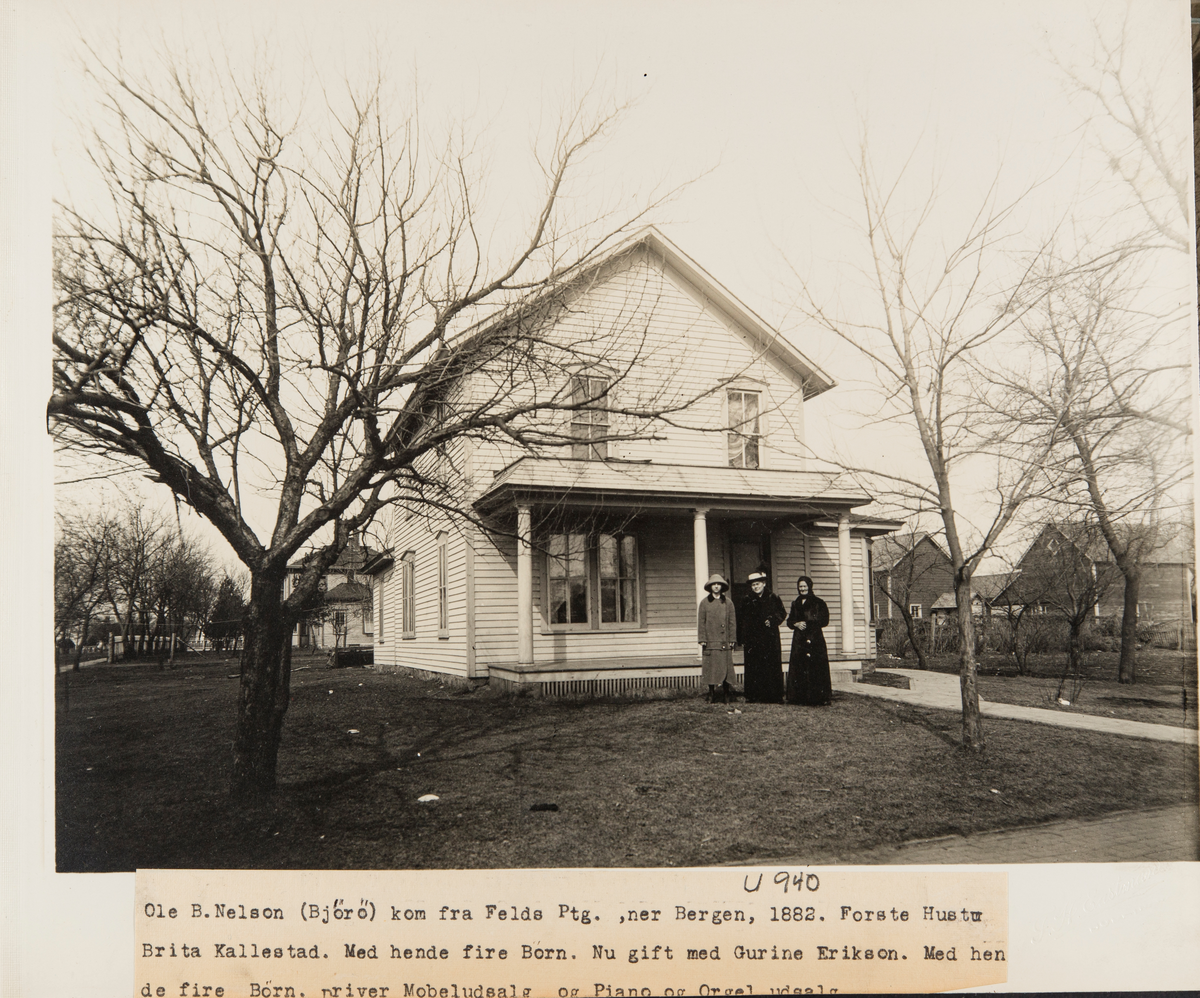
[568,533,587,577]
[729,391,743,427]
[598,534,616,578]
[743,392,759,431]
[548,534,565,577]
[744,436,759,469]
[621,578,637,622]
[569,580,588,623]
[551,578,568,624]
[600,578,617,623]
[728,431,744,467]
[620,536,636,577]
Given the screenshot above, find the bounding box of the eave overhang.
[473,457,876,520]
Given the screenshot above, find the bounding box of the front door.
[730,532,771,608]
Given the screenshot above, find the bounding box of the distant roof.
[972,572,1018,600]
[1029,520,1194,567]
[324,580,371,603]
[871,531,949,571]
[288,535,381,574]
[930,573,1015,611]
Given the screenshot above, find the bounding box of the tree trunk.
[902,612,929,669]
[232,571,294,800]
[1118,568,1141,684]
[956,579,985,751]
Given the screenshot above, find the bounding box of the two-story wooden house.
[367,228,898,694]
[285,534,377,649]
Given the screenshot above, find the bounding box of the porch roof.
[474,456,877,519]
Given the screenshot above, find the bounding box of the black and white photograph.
[4,0,1199,993]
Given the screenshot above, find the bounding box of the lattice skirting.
[536,672,710,698]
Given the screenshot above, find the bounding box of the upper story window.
[570,375,609,460]
[727,390,760,469]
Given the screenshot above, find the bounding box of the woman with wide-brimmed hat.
[785,575,832,706]
[698,573,738,703]
[738,567,787,703]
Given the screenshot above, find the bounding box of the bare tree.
[50,47,697,797]
[1004,520,1117,699]
[790,144,1058,751]
[1057,12,1191,258]
[989,254,1192,683]
[54,512,113,669]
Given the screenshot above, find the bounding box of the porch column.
[516,504,533,665]
[838,513,856,655]
[693,508,710,604]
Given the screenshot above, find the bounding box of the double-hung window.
[548,532,590,624]
[401,553,416,638]
[547,531,639,628]
[437,533,450,637]
[570,376,610,460]
[727,390,761,469]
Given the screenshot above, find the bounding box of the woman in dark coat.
[785,575,832,706]
[698,573,737,703]
[738,569,786,703]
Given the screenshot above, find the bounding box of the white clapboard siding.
[642,518,699,629]
[452,245,810,475]
[374,514,472,678]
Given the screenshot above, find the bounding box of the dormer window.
[727,390,761,469]
[570,375,609,460]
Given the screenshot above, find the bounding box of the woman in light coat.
[698,573,738,703]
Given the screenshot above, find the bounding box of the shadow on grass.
[56,661,1199,871]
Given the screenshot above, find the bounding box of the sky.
[44,0,1196,570]
[5,2,1200,992]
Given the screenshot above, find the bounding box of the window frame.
[569,374,610,460]
[908,603,922,619]
[726,389,762,469]
[437,532,450,638]
[542,530,644,631]
[401,552,416,639]
[376,571,389,642]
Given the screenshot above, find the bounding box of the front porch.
[471,458,898,691]
[486,651,870,695]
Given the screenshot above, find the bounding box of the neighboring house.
[284,534,377,648]
[368,227,900,693]
[994,523,1195,624]
[930,573,1016,625]
[871,532,953,624]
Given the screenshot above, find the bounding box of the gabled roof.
[930,573,1015,611]
[324,580,371,603]
[455,226,837,400]
[871,531,950,572]
[287,535,381,574]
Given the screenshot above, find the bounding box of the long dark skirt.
[786,632,831,706]
[743,650,785,703]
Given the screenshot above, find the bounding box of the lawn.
[56,654,1198,872]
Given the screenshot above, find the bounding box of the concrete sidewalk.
[844,668,1198,745]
